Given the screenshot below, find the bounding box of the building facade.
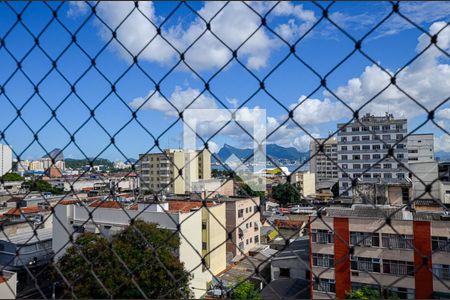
[0,144,13,176]
[222,196,261,260]
[139,149,211,194]
[310,205,450,299]
[337,114,409,197]
[52,200,226,298]
[407,134,434,162]
[309,138,338,183]
[291,171,316,197]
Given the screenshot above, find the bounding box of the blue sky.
[0,1,449,161]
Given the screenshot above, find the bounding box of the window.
[396,134,403,140]
[382,134,391,140]
[353,146,361,151]
[382,234,413,249]
[246,239,249,245]
[362,126,369,131]
[341,137,347,142]
[362,154,371,160]
[397,144,405,149]
[373,145,381,150]
[279,268,290,278]
[350,256,381,273]
[202,221,207,230]
[311,229,334,244]
[353,164,361,169]
[363,164,371,169]
[362,135,370,141]
[383,163,392,169]
[342,164,348,169]
[352,136,360,142]
[408,149,418,153]
[432,236,450,252]
[373,154,381,159]
[383,260,414,276]
[202,242,207,250]
[373,173,381,178]
[238,209,243,218]
[397,154,404,159]
[396,124,403,130]
[341,155,348,160]
[397,173,405,179]
[382,125,390,131]
[313,253,334,268]
[350,232,380,247]
[245,207,249,213]
[352,126,360,132]
[384,173,392,179]
[353,155,360,160]
[314,279,335,293]
[254,235,259,243]
[341,146,348,151]
[372,125,380,131]
[433,264,450,280]
[362,145,370,150]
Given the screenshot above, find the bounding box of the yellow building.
[139,149,211,194]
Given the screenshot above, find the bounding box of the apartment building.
[337,113,409,197]
[222,196,261,260]
[407,134,434,162]
[291,171,316,197]
[139,149,211,194]
[309,138,338,183]
[52,199,226,298]
[309,205,450,299]
[0,144,13,176]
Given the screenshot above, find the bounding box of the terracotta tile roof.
[4,207,41,216]
[273,219,304,230]
[58,199,82,205]
[168,200,216,213]
[88,201,124,209]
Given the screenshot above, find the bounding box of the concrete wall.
[409,161,440,200]
[0,271,16,299]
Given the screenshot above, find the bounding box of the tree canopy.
[346,287,381,299]
[0,172,23,182]
[271,183,301,206]
[230,280,261,300]
[55,220,192,299]
[24,179,64,194]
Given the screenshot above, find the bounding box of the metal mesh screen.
[0,1,449,299]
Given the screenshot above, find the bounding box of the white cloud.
[67,2,89,18]
[92,1,316,71]
[207,141,220,153]
[435,134,450,152]
[291,21,450,124]
[129,86,217,116]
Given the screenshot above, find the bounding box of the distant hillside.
[65,158,114,169]
[215,143,309,162]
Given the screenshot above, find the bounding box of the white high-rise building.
[0,144,13,176]
[407,134,434,162]
[337,113,409,197]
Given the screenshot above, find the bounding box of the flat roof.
[0,227,52,245]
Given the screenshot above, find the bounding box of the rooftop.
[4,207,41,216]
[168,200,218,213]
[1,227,52,245]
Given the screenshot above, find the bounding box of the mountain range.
[215,143,309,163]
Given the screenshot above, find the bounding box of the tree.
[55,220,192,299]
[271,183,301,206]
[238,182,265,199]
[346,287,380,299]
[24,179,64,195]
[0,173,23,182]
[230,280,261,300]
[331,182,339,198]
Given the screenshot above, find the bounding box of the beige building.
[191,178,235,198]
[52,199,226,298]
[139,149,211,194]
[310,205,450,299]
[291,171,316,197]
[222,196,261,260]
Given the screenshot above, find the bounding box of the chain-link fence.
[0,1,449,299]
